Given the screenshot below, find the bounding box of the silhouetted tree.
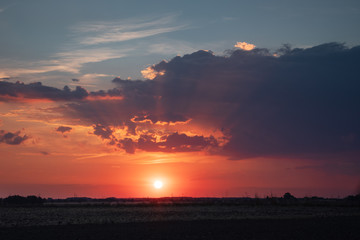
[26,195,45,204]
[3,195,44,205]
[283,192,296,200]
[4,195,27,204]
[345,194,360,201]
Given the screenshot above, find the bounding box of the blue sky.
[1,0,360,198]
[1,0,360,90]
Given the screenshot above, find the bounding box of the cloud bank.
[1,42,359,161]
[0,81,125,102]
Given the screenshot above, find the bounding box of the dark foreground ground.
[1,216,360,240]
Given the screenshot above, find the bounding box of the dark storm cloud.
[221,44,360,159]
[162,132,218,151]
[0,81,126,102]
[135,132,218,153]
[55,126,72,133]
[0,130,28,145]
[121,138,136,154]
[137,42,360,159]
[108,132,218,154]
[0,81,88,101]
[2,42,360,159]
[93,124,113,139]
[111,77,189,123]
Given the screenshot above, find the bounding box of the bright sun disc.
[153,180,163,189]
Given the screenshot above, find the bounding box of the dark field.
[1,204,360,240]
[0,216,359,240]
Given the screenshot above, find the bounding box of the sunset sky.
[1,0,360,198]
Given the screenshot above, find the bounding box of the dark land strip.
[1,216,360,240]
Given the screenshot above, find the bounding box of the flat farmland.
[0,204,359,227]
[0,204,359,239]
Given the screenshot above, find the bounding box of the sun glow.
[153,180,163,189]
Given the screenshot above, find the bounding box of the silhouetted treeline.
[1,193,359,207]
[1,195,45,205]
[345,194,360,201]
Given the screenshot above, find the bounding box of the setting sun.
[153,180,163,189]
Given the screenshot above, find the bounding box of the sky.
[0,0,360,198]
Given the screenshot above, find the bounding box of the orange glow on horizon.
[0,99,358,199]
[0,94,54,103]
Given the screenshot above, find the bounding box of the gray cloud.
[144,43,360,159]
[0,81,126,102]
[0,81,88,101]
[93,124,113,140]
[121,132,218,154]
[58,43,360,159]
[0,130,28,145]
[56,126,72,134]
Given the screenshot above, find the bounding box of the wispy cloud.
[0,14,186,79]
[1,48,130,77]
[80,26,185,45]
[49,48,130,73]
[68,73,115,87]
[0,72,10,79]
[73,15,187,45]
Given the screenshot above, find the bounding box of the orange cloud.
[234,41,256,51]
[0,94,54,103]
[141,66,165,80]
